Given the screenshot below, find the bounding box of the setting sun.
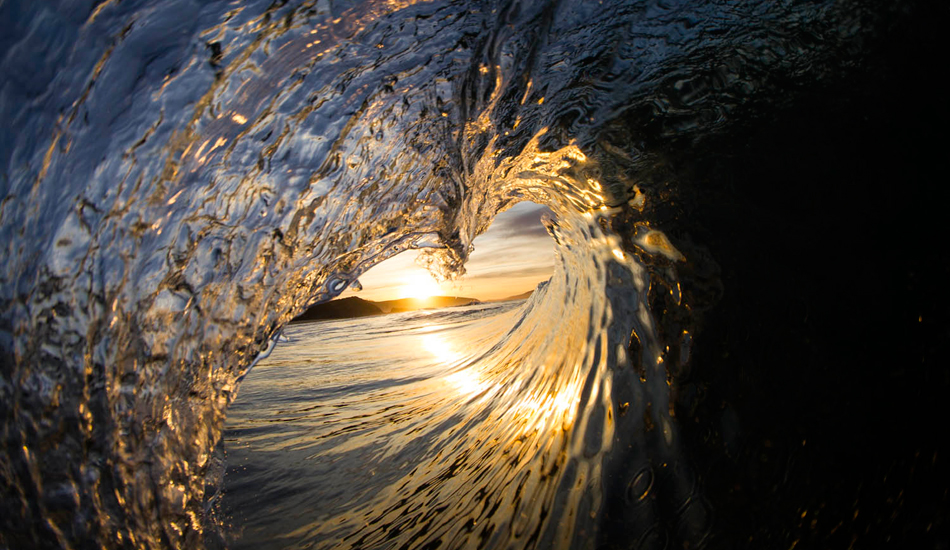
[338,202,554,302]
[400,273,443,300]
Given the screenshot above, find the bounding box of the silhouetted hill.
[291,295,483,322]
[376,296,480,313]
[292,297,383,322]
[494,290,534,302]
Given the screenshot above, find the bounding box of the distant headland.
[291,292,534,323]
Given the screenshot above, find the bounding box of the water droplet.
[328,278,348,294]
[626,465,654,504]
[636,526,669,550]
[675,497,712,545]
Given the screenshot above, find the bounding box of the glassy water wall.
[216,202,558,548]
[1,0,948,549]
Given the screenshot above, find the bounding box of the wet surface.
[1,0,948,548]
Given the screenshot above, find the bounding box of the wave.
[0,0,924,548]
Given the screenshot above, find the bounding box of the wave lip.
[0,0,894,547]
[220,203,685,549]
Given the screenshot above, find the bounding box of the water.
[220,302,552,548]
[2,0,947,548]
[216,226,678,549]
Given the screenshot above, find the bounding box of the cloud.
[488,203,554,238]
[464,266,554,280]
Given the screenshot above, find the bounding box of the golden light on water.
[422,332,460,364]
[423,331,490,397]
[444,368,489,398]
[422,327,583,435]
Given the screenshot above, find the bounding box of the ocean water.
[219,301,565,549]
[2,0,948,548]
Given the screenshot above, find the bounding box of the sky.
[340,201,555,302]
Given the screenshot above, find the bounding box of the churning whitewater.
[0,0,927,548]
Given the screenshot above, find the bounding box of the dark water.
[1,0,948,548]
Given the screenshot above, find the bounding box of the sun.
[400,273,443,300]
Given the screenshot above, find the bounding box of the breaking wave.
[0,0,921,548]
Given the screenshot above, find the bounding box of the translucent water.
[1,0,941,548]
[221,303,549,548]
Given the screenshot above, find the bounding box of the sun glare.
[338,202,554,303]
[400,273,443,300]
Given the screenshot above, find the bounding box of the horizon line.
[334,290,535,303]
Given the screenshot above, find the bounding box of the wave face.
[0,0,913,548]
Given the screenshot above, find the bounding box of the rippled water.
[2,0,947,548]
[220,302,544,548]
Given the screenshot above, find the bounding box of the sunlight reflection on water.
[220,294,619,549]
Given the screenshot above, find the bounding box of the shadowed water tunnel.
[0,0,947,548]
